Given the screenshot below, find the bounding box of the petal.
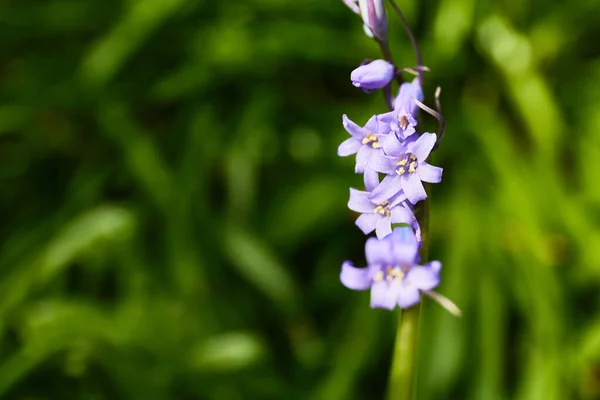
[380,132,405,157]
[365,236,392,265]
[418,162,443,183]
[338,137,361,156]
[348,188,374,213]
[351,61,394,90]
[390,227,419,264]
[342,114,366,139]
[409,133,437,162]
[428,260,442,273]
[340,261,372,290]
[355,213,378,235]
[369,174,403,203]
[370,153,396,175]
[354,145,373,173]
[401,174,427,204]
[388,191,408,208]
[363,115,380,132]
[370,281,399,310]
[363,167,380,192]
[406,265,440,290]
[377,111,395,125]
[397,283,421,308]
[390,206,413,224]
[375,216,392,239]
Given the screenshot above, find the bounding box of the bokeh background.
[1,0,600,399]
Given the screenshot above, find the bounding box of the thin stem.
[383,84,394,111]
[387,196,429,400]
[387,0,423,85]
[377,38,404,85]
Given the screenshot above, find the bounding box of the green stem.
[387,197,429,400]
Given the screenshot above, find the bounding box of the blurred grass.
[0,0,599,399]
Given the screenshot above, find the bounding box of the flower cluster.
[338,0,457,313]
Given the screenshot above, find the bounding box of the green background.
[1,0,599,398]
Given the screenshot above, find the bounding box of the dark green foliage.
[0,0,599,398]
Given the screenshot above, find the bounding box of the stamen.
[361,132,381,148]
[373,201,391,217]
[399,115,408,130]
[373,271,384,282]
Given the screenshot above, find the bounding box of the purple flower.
[340,227,441,310]
[337,114,393,173]
[351,60,394,91]
[369,133,442,204]
[378,79,424,140]
[348,171,415,239]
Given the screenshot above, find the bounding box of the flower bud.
[351,60,394,90]
[358,0,387,41]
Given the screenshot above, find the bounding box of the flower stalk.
[336,3,459,400]
[388,196,428,400]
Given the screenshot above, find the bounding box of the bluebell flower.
[348,171,415,239]
[340,227,441,309]
[343,0,387,40]
[378,79,424,140]
[351,60,394,91]
[369,133,442,204]
[338,114,394,174]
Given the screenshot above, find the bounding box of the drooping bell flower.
[351,60,394,91]
[369,132,442,204]
[340,227,441,309]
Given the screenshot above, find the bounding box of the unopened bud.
[351,60,394,90]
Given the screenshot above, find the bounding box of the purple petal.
[348,188,374,213]
[342,114,366,139]
[394,79,424,116]
[375,216,392,239]
[406,265,440,291]
[390,227,419,265]
[380,132,405,157]
[340,261,372,290]
[355,213,378,235]
[428,260,442,273]
[351,60,394,90]
[409,133,436,161]
[418,162,443,183]
[370,153,396,175]
[388,191,408,207]
[369,174,403,203]
[370,281,399,310]
[355,145,374,173]
[390,206,413,224]
[400,174,427,204]
[359,0,387,41]
[363,115,380,132]
[365,236,392,265]
[377,111,394,125]
[397,283,421,308]
[363,168,380,192]
[338,137,361,156]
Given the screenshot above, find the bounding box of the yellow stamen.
[361,133,379,148]
[399,115,408,130]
